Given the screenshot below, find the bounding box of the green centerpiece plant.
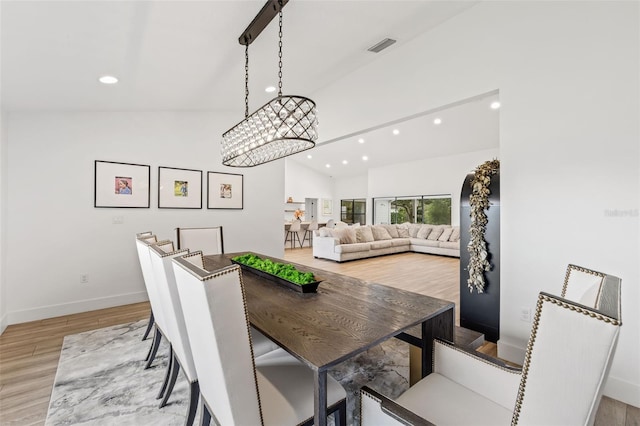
[232,253,317,286]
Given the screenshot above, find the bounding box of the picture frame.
[207,171,243,209]
[94,160,150,208]
[158,166,202,209]
[322,198,333,215]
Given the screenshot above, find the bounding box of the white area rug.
[46,320,409,425]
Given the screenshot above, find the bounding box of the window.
[340,199,366,225]
[373,195,451,225]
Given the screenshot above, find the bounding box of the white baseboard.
[0,312,8,335]
[497,336,526,365]
[605,376,640,408]
[498,338,640,408]
[6,291,149,325]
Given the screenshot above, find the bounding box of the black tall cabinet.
[459,172,500,342]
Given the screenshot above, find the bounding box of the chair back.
[148,241,197,383]
[135,235,168,333]
[562,264,621,320]
[326,219,335,228]
[513,284,622,426]
[289,220,301,232]
[176,226,224,255]
[172,260,262,425]
[562,264,605,309]
[308,220,319,231]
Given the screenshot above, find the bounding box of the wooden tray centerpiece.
[231,253,321,293]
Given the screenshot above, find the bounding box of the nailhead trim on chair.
[562,264,605,301]
[511,293,621,425]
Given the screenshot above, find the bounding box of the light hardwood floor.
[0,249,636,425]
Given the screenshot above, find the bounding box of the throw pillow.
[417,225,433,239]
[408,224,422,238]
[332,228,357,244]
[371,225,392,241]
[449,226,460,242]
[397,226,410,238]
[438,227,454,242]
[427,226,444,240]
[382,224,400,238]
[355,225,375,243]
[318,227,334,238]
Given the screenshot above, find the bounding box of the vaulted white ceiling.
[1,1,497,177]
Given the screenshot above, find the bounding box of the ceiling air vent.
[367,38,397,53]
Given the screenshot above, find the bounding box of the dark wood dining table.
[203,252,454,426]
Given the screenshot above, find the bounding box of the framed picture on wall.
[322,198,333,215]
[207,171,243,209]
[94,160,150,208]
[158,166,202,209]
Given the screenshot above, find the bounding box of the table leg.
[314,369,328,426]
[421,307,455,377]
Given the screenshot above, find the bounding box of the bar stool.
[302,220,318,247]
[284,220,303,249]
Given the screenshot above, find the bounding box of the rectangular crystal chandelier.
[221,0,317,167]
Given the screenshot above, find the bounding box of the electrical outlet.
[112,216,124,224]
[519,307,532,322]
[80,274,89,284]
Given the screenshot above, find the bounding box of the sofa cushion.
[381,224,400,238]
[335,242,371,254]
[411,238,440,247]
[397,226,410,238]
[427,226,445,240]
[439,241,460,250]
[355,226,375,243]
[371,225,392,241]
[438,228,454,242]
[332,228,357,244]
[417,225,433,239]
[391,238,411,248]
[370,240,393,250]
[449,226,460,242]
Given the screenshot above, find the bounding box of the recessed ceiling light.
[362,156,368,161]
[490,101,501,110]
[433,118,442,125]
[342,160,348,165]
[98,75,118,85]
[392,129,400,135]
[306,154,312,159]
[265,86,276,93]
[358,138,365,144]
[325,164,331,168]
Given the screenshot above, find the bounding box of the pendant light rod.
[238,0,289,46]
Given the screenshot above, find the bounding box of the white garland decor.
[467,159,500,293]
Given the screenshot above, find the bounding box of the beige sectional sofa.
[312,223,460,262]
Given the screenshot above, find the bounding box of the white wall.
[284,159,334,222]
[313,1,639,406]
[0,112,7,334]
[5,111,284,324]
[367,148,499,226]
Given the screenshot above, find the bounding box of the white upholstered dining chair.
[135,232,156,341]
[361,274,622,426]
[171,261,347,426]
[175,226,224,255]
[148,241,199,425]
[135,233,170,367]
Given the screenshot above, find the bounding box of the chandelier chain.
[277,7,283,97]
[244,43,249,118]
